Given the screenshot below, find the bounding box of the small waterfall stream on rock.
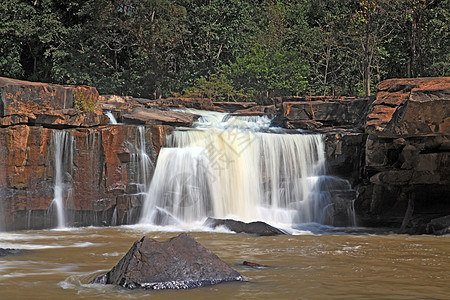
[50,131,74,229]
[105,111,118,124]
[140,110,353,228]
[122,126,154,223]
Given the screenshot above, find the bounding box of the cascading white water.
[132,126,153,194]
[140,110,336,227]
[51,131,73,229]
[127,126,153,223]
[105,111,118,124]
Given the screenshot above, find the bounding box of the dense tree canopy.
[0,0,448,101]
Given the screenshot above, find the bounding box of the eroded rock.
[121,107,197,126]
[203,217,286,236]
[0,248,23,257]
[90,233,243,289]
[366,77,450,137]
[426,215,450,235]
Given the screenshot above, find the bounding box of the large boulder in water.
[90,233,243,289]
[203,217,287,236]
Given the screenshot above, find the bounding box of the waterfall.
[132,126,153,194]
[50,131,73,229]
[140,110,348,227]
[105,111,118,124]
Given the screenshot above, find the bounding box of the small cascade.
[140,110,355,227]
[132,126,153,194]
[105,111,118,124]
[50,131,74,229]
[124,126,153,224]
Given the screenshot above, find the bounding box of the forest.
[1,0,448,101]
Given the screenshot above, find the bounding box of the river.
[0,226,448,299]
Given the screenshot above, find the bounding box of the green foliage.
[0,0,448,100]
[226,45,308,98]
[73,90,97,113]
[182,73,253,102]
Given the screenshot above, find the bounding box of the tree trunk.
[364,22,371,96]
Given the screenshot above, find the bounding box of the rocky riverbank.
[0,76,448,234]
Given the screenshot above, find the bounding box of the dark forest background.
[1,0,448,101]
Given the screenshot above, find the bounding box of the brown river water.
[0,225,448,299]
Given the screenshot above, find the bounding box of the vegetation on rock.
[73,89,97,112]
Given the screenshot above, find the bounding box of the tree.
[351,0,397,96]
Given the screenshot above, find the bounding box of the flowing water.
[140,110,351,227]
[0,226,448,299]
[105,111,118,124]
[2,111,447,298]
[50,131,74,229]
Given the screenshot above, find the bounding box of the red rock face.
[0,124,172,231]
[0,77,108,127]
[1,75,449,233]
[361,78,450,232]
[367,77,450,137]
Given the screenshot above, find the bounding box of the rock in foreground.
[90,233,243,289]
[203,217,287,236]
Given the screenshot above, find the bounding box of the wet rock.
[282,97,372,129]
[121,107,197,126]
[90,233,243,289]
[203,217,286,236]
[0,124,172,231]
[151,207,180,226]
[324,131,366,183]
[233,105,277,115]
[213,101,257,112]
[242,261,270,268]
[0,248,23,257]
[426,215,450,235]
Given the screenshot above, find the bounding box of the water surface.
[0,226,448,299]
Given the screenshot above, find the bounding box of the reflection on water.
[0,226,448,299]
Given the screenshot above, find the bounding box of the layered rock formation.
[360,78,450,233]
[1,76,448,233]
[0,78,174,230]
[269,78,449,233]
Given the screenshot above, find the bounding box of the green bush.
[73,90,97,112]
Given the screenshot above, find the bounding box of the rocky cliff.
[275,77,449,233]
[0,77,176,230]
[1,76,448,233]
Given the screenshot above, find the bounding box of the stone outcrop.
[426,215,450,235]
[121,107,197,126]
[0,77,176,231]
[0,248,23,257]
[0,124,172,231]
[358,78,449,233]
[90,233,243,289]
[366,77,449,137]
[1,75,449,234]
[0,77,108,128]
[203,217,286,236]
[282,96,372,130]
[275,78,450,234]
